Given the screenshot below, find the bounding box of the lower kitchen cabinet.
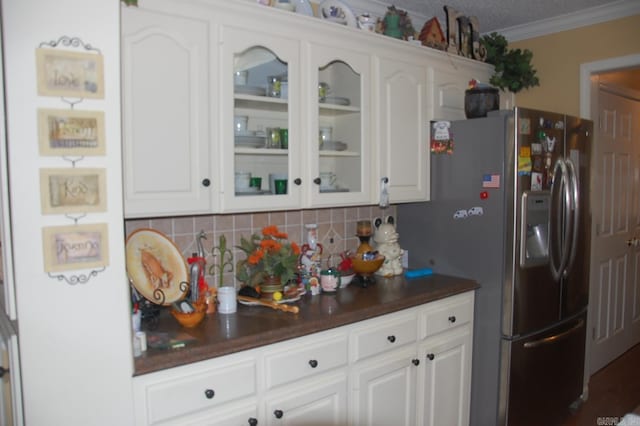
[264,372,348,425]
[418,326,473,426]
[132,291,474,425]
[351,346,419,426]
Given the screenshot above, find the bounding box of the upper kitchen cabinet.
[121,5,216,218]
[376,54,429,203]
[219,25,303,212]
[431,58,493,121]
[307,44,372,207]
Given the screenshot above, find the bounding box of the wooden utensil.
[237,295,300,314]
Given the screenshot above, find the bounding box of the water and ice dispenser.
[520,192,550,267]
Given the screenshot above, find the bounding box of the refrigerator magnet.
[430,121,453,154]
[517,156,532,176]
[531,172,543,191]
[519,118,531,135]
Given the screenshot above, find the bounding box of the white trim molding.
[500,0,640,42]
[579,53,640,118]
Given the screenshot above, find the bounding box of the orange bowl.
[351,253,385,275]
[171,302,206,328]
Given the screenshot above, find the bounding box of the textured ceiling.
[366,0,622,33]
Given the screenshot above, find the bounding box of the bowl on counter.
[170,301,206,328]
[351,253,385,276]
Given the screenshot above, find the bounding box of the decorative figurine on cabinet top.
[373,216,404,277]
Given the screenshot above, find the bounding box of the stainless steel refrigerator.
[397,107,592,426]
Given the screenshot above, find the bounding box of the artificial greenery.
[121,0,138,6]
[481,32,539,93]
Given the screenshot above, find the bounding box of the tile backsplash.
[125,205,396,289]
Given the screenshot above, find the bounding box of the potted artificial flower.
[236,225,301,299]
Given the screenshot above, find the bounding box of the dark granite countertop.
[134,274,478,376]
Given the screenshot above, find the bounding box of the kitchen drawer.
[264,331,348,390]
[419,291,474,340]
[142,358,257,424]
[350,310,418,362]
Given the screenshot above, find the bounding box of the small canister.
[320,267,340,293]
[267,75,282,97]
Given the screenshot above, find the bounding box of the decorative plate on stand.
[126,229,189,305]
[319,0,357,27]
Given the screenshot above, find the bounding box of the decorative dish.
[294,0,314,16]
[319,0,357,27]
[235,135,266,148]
[126,229,188,306]
[235,85,267,96]
[320,96,351,106]
[320,140,348,151]
[238,288,306,305]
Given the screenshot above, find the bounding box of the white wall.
[2,1,134,424]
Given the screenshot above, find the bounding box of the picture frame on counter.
[35,48,105,98]
[42,223,110,272]
[38,108,106,156]
[39,168,107,214]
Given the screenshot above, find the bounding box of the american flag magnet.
[482,174,500,188]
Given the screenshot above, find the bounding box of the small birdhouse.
[419,17,446,50]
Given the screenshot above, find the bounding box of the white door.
[589,87,640,373]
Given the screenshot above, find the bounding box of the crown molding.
[498,0,640,42]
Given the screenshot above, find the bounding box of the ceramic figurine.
[373,216,404,277]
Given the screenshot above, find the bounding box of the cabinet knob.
[202,178,211,187]
[387,335,396,343]
[427,353,435,361]
[204,389,215,399]
[412,359,420,366]
[0,367,8,378]
[294,178,302,185]
[309,359,318,368]
[274,409,284,419]
[248,418,258,426]
[313,177,321,185]
[448,316,456,323]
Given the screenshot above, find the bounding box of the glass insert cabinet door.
[309,44,371,207]
[220,27,302,212]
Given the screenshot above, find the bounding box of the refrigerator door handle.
[522,318,585,349]
[549,159,571,281]
[563,159,580,278]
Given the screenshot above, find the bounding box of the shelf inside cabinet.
[319,150,359,157]
[235,95,288,112]
[234,147,288,155]
[319,104,360,116]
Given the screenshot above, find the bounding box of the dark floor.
[562,343,640,426]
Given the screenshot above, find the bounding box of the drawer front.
[420,291,474,340]
[350,310,418,362]
[265,332,348,390]
[145,358,257,424]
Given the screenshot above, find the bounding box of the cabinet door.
[351,347,418,426]
[264,372,348,426]
[377,56,429,203]
[121,6,214,217]
[182,401,258,426]
[418,326,472,426]
[219,25,302,212]
[307,43,372,207]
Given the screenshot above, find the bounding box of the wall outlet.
[402,249,409,269]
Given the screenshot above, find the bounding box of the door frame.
[579,53,640,399]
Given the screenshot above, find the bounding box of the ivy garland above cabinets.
[121,0,138,6]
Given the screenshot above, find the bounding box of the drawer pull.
[248,418,258,426]
[308,359,318,368]
[202,178,211,187]
[204,389,215,399]
[387,335,396,343]
[412,358,420,366]
[427,353,435,361]
[294,178,302,185]
[274,409,284,419]
[448,316,456,323]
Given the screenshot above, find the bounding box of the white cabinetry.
[133,291,474,425]
[377,55,430,203]
[122,1,493,217]
[121,6,215,217]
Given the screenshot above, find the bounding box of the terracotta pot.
[260,275,283,300]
